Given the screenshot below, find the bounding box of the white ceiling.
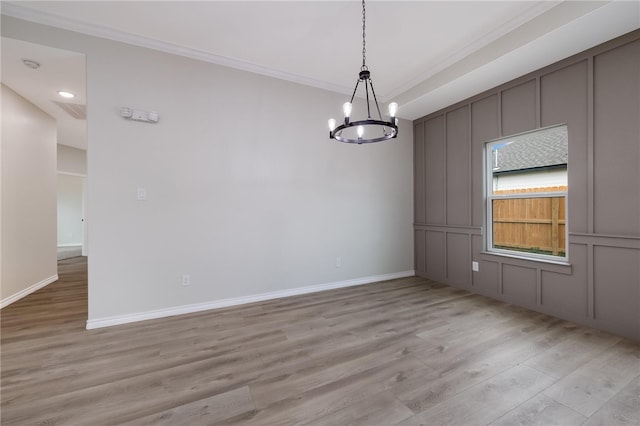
[1,36,87,149]
[1,1,639,150]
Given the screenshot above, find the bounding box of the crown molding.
[1,2,353,97]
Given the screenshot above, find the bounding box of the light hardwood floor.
[1,257,638,425]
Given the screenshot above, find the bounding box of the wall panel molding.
[414,224,482,234]
[569,233,640,248]
[413,29,640,341]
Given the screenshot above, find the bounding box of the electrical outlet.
[472,261,479,272]
[136,187,147,201]
[335,257,342,268]
[181,274,190,286]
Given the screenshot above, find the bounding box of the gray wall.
[414,30,640,340]
[2,16,414,327]
[1,84,58,307]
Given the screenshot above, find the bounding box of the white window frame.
[484,126,569,263]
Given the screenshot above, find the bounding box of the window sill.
[480,251,573,275]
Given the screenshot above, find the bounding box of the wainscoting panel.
[474,259,499,296]
[414,121,426,224]
[414,30,640,340]
[593,39,640,237]
[540,243,588,319]
[501,79,537,136]
[425,231,445,282]
[502,264,537,309]
[425,116,445,224]
[593,245,640,338]
[446,232,470,289]
[415,229,426,277]
[445,106,470,227]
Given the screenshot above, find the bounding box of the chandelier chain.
[361,0,367,70]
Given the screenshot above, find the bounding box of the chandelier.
[328,0,398,144]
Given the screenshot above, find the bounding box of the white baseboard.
[86,270,415,330]
[1,275,59,309]
[58,243,82,248]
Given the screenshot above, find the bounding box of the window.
[485,125,568,261]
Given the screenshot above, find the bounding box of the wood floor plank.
[393,315,574,414]
[2,257,639,425]
[1,328,287,405]
[542,339,640,417]
[581,375,640,426]
[2,349,268,425]
[302,390,414,426]
[121,386,255,425]
[249,334,431,409]
[227,356,430,426]
[396,365,556,426]
[524,328,621,378]
[488,393,587,426]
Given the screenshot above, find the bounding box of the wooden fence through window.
[492,186,567,256]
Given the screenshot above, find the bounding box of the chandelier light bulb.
[343,102,352,118]
[328,118,337,131]
[357,125,365,138]
[388,102,398,118]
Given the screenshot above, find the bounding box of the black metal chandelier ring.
[330,119,398,144]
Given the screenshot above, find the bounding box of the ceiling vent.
[52,101,86,120]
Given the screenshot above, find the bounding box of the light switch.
[137,187,147,201]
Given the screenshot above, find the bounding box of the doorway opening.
[1,36,87,310]
[57,172,87,260]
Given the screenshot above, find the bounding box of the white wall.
[57,144,86,175]
[2,17,414,326]
[57,174,83,246]
[1,84,58,307]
